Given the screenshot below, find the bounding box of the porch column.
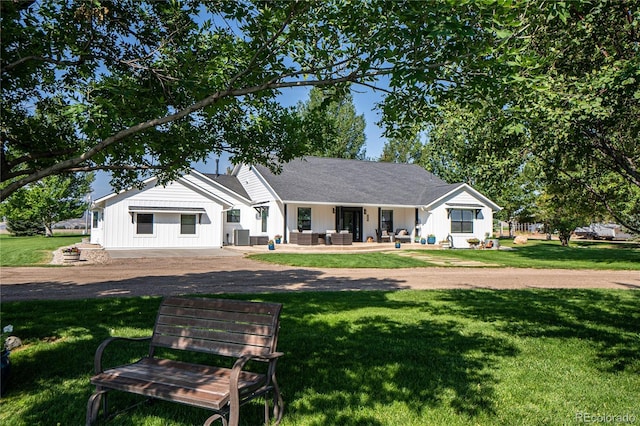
[284,204,288,243]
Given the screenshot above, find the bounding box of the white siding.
[99,179,224,249]
[420,188,494,248]
[236,165,276,202]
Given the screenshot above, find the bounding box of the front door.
[336,207,362,242]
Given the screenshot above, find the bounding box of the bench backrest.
[150,297,282,360]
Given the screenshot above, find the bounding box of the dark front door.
[336,207,362,242]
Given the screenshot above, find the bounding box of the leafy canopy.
[1,0,522,201]
[297,86,367,160]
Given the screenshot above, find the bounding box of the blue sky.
[91,85,389,198]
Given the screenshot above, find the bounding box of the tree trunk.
[558,230,572,246]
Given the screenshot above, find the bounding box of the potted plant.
[427,234,436,244]
[395,241,401,249]
[62,246,81,262]
[274,234,282,244]
[420,237,426,244]
[268,240,275,250]
[440,239,451,249]
[467,238,480,248]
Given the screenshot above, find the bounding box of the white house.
[91,157,501,249]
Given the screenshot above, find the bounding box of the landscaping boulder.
[513,236,528,245]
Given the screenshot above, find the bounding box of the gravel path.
[2,249,638,301]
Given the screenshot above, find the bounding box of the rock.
[513,236,528,245]
[4,336,22,351]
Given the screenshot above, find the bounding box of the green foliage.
[1,173,93,235]
[1,291,638,425]
[0,0,523,200]
[5,218,45,237]
[297,86,367,159]
[380,1,639,233]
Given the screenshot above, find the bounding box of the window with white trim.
[450,209,474,233]
[136,213,154,234]
[226,209,240,223]
[180,214,197,235]
[297,207,311,231]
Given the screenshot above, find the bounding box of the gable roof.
[252,156,464,207]
[201,173,250,200]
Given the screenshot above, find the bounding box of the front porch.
[283,204,420,245]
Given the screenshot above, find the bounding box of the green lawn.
[250,240,640,270]
[1,291,638,425]
[0,234,83,267]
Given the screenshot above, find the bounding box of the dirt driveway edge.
[2,255,638,302]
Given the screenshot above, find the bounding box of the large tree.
[1,173,93,236]
[1,0,522,201]
[381,1,639,233]
[297,86,366,160]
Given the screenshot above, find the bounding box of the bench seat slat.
[91,358,265,410]
[156,316,274,336]
[154,324,272,348]
[159,305,275,326]
[152,334,270,357]
[162,297,280,315]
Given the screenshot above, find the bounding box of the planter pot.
[275,238,281,244]
[1,350,9,396]
[63,253,80,262]
[427,236,436,244]
[395,242,401,249]
[420,238,426,245]
[268,244,275,250]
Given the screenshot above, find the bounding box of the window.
[450,209,474,233]
[180,214,196,235]
[92,211,99,228]
[136,213,154,234]
[381,210,394,233]
[261,207,269,232]
[226,209,240,223]
[297,207,311,231]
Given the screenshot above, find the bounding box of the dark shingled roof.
[202,173,250,200]
[253,156,462,206]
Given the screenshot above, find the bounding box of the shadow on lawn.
[273,292,519,425]
[2,290,638,425]
[436,289,640,373]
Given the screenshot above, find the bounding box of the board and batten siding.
[427,188,494,248]
[236,165,277,203]
[99,180,223,249]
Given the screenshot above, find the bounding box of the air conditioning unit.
[233,229,250,246]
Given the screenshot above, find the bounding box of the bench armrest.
[255,352,285,361]
[94,336,151,374]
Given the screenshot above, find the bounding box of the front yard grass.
[1,290,638,425]
[0,234,83,267]
[250,240,640,270]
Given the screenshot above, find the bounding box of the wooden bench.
[86,297,284,426]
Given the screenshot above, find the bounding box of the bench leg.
[204,413,228,426]
[267,378,284,425]
[86,389,107,426]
